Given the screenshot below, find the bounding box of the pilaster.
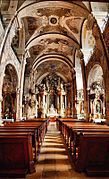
[77,50,89,121]
[18,51,28,120]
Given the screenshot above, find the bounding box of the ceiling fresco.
[37,60,69,73]
[29,38,74,60]
[36,60,72,82]
[23,7,85,44]
[25,31,78,75]
[20,1,89,85]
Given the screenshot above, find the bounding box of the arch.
[18,1,90,18]
[36,71,68,85]
[88,64,103,89]
[33,54,73,71]
[26,32,80,49]
[3,60,20,87]
[81,19,96,65]
[81,19,96,49]
[2,63,19,120]
[0,60,20,99]
[88,64,105,119]
[19,0,89,10]
[81,19,88,49]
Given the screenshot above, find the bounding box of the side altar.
[47,104,58,122]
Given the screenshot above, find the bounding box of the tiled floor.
[26,122,109,179]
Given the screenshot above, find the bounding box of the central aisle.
[36,122,73,179]
[26,122,108,179]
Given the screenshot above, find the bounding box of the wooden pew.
[59,120,109,176]
[61,121,109,142]
[62,122,109,153]
[0,120,48,177]
[4,121,48,159]
[59,121,97,147]
[0,132,35,177]
[73,128,109,160]
[22,118,49,130]
[57,118,85,133]
[5,121,48,150]
[0,127,38,162]
[74,132,109,176]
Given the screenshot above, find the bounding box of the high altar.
[47,104,58,121]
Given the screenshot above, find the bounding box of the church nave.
[0,0,109,178]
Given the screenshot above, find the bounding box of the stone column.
[77,50,89,121]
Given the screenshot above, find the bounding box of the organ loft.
[0,0,109,178]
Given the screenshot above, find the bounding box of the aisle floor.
[26,122,109,179]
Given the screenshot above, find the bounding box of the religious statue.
[60,83,64,90]
[49,104,55,113]
[96,101,101,113]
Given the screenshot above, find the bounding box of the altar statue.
[49,104,55,113]
[47,104,58,117]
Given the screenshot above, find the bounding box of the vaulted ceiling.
[1,0,109,88]
[18,1,90,85]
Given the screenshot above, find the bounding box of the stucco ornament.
[41,16,48,27]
